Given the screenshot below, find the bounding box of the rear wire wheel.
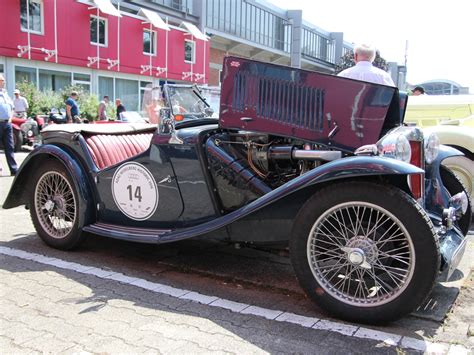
[290,181,440,324]
[29,160,86,250]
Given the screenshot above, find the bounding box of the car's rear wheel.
[290,181,440,324]
[440,166,472,235]
[29,160,86,250]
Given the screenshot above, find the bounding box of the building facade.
[0,0,209,110]
[202,0,352,86]
[0,0,353,110]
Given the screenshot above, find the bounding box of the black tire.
[440,166,472,236]
[29,160,86,250]
[13,128,22,152]
[290,181,440,324]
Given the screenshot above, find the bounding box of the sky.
[268,0,474,94]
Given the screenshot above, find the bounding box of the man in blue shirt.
[65,91,80,123]
[0,74,18,175]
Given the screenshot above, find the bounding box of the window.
[140,81,153,110]
[73,73,91,92]
[38,69,71,91]
[15,66,37,86]
[90,16,107,46]
[99,76,114,101]
[20,0,43,34]
[184,40,195,63]
[116,78,139,111]
[143,29,156,55]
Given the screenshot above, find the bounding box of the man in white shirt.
[13,89,29,118]
[337,44,395,86]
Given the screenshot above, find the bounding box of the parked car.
[0,115,43,152]
[3,57,471,324]
[406,96,474,208]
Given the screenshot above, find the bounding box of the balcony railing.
[301,27,336,64]
[205,0,291,53]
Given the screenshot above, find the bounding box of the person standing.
[98,95,109,120]
[115,98,126,120]
[0,74,18,176]
[337,44,395,86]
[65,91,80,123]
[13,89,29,118]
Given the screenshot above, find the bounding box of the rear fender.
[161,156,422,242]
[3,145,95,226]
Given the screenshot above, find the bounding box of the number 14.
[127,185,142,202]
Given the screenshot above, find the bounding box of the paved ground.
[0,151,473,354]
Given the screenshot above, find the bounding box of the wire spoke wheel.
[307,202,415,307]
[290,182,439,323]
[34,171,77,240]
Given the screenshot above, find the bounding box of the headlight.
[378,134,412,163]
[395,135,412,163]
[424,133,440,164]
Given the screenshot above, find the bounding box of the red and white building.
[0,0,209,110]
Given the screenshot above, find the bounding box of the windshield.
[164,85,215,118]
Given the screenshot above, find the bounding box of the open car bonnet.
[219,56,405,152]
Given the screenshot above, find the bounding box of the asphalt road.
[1,150,473,354]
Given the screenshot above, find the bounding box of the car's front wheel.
[29,160,86,250]
[290,181,440,324]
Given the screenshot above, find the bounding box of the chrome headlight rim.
[424,133,440,164]
[377,133,412,163]
[394,134,412,163]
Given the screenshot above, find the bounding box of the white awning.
[181,21,208,41]
[138,8,170,31]
[92,0,121,17]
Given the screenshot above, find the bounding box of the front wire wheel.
[291,182,440,324]
[30,160,86,250]
[308,202,415,308]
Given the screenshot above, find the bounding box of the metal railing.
[301,27,336,64]
[205,0,291,53]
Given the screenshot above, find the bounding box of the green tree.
[16,81,62,118]
[335,50,389,74]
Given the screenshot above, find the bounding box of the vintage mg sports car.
[4,57,471,324]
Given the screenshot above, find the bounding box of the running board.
[82,223,171,243]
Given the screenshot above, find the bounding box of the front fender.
[3,145,94,213]
[160,156,422,242]
[425,144,464,215]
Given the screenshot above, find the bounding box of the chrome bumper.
[437,227,467,282]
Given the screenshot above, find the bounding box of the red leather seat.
[85,133,153,170]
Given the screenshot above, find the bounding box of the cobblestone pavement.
[1,151,473,354]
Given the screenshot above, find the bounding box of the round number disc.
[112,162,159,221]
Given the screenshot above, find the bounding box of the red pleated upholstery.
[84,133,153,170]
